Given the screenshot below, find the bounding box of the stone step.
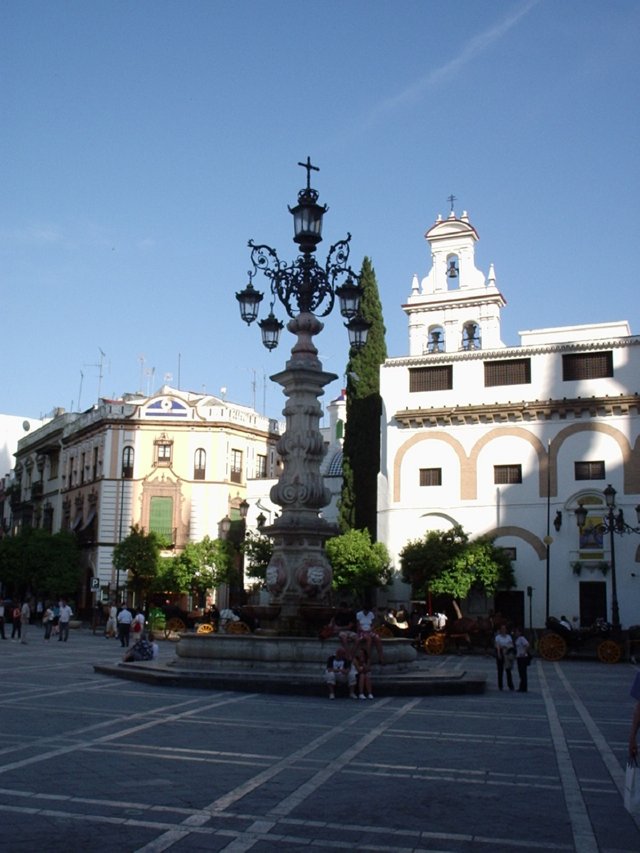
[93,661,486,696]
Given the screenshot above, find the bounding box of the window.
[409,365,453,392]
[194,448,206,480]
[149,496,174,541]
[575,461,605,480]
[562,351,613,381]
[122,446,134,479]
[462,322,480,350]
[43,504,54,534]
[426,326,444,353]
[49,451,59,479]
[255,454,267,479]
[92,447,99,480]
[484,358,531,387]
[494,464,522,484]
[80,453,86,484]
[231,449,243,484]
[155,442,172,466]
[419,468,442,486]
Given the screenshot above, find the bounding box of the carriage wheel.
[424,633,446,655]
[377,624,394,639]
[597,639,621,664]
[226,620,250,634]
[164,617,186,640]
[538,632,567,661]
[196,622,215,634]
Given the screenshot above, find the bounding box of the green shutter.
[149,496,173,537]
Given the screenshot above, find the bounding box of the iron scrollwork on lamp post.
[235,159,369,633]
[575,484,640,630]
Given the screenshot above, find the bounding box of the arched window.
[462,321,481,350]
[427,325,445,353]
[194,448,206,480]
[122,446,134,479]
[446,253,459,287]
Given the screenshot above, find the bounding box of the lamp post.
[235,159,369,633]
[575,484,640,630]
[219,500,250,609]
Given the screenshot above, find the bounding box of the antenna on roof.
[84,348,107,401]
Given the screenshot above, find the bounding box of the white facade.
[379,209,640,629]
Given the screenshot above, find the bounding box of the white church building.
[378,209,640,630]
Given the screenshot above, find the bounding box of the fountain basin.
[171,632,417,672]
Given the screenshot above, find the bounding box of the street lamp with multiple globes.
[235,159,369,633]
[575,484,640,629]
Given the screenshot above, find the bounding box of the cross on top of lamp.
[235,158,370,352]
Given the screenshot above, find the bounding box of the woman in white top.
[494,624,515,691]
[355,605,385,665]
[514,627,530,693]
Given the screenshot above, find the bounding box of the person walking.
[11,603,21,640]
[514,627,530,693]
[494,624,515,691]
[117,604,133,647]
[0,600,6,640]
[629,670,640,760]
[105,603,117,638]
[132,608,145,639]
[20,600,31,644]
[58,599,73,642]
[42,603,54,641]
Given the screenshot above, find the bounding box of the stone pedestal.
[261,312,339,634]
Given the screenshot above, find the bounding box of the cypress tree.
[338,257,387,538]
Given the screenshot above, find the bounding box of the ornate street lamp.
[236,157,369,352]
[235,159,369,632]
[575,485,640,629]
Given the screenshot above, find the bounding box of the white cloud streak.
[363,0,540,126]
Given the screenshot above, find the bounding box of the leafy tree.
[339,257,387,538]
[325,528,392,600]
[159,536,235,603]
[242,529,274,587]
[113,524,162,600]
[36,531,82,597]
[0,528,81,598]
[399,525,514,616]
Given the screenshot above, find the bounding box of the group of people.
[494,623,531,692]
[324,602,385,700]
[0,598,74,643]
[102,602,158,662]
[103,603,146,648]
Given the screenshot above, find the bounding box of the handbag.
[625,759,640,814]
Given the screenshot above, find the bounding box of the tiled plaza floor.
[0,628,638,852]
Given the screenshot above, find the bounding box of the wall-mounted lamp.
[553,511,562,532]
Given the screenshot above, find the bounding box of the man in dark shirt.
[330,602,358,659]
[324,648,357,700]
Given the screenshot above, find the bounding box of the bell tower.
[403,208,506,356]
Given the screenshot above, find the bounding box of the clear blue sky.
[2,0,639,420]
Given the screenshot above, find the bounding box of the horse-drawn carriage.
[537,616,622,663]
[153,605,260,640]
[417,615,496,655]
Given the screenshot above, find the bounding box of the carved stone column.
[262,312,338,634]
